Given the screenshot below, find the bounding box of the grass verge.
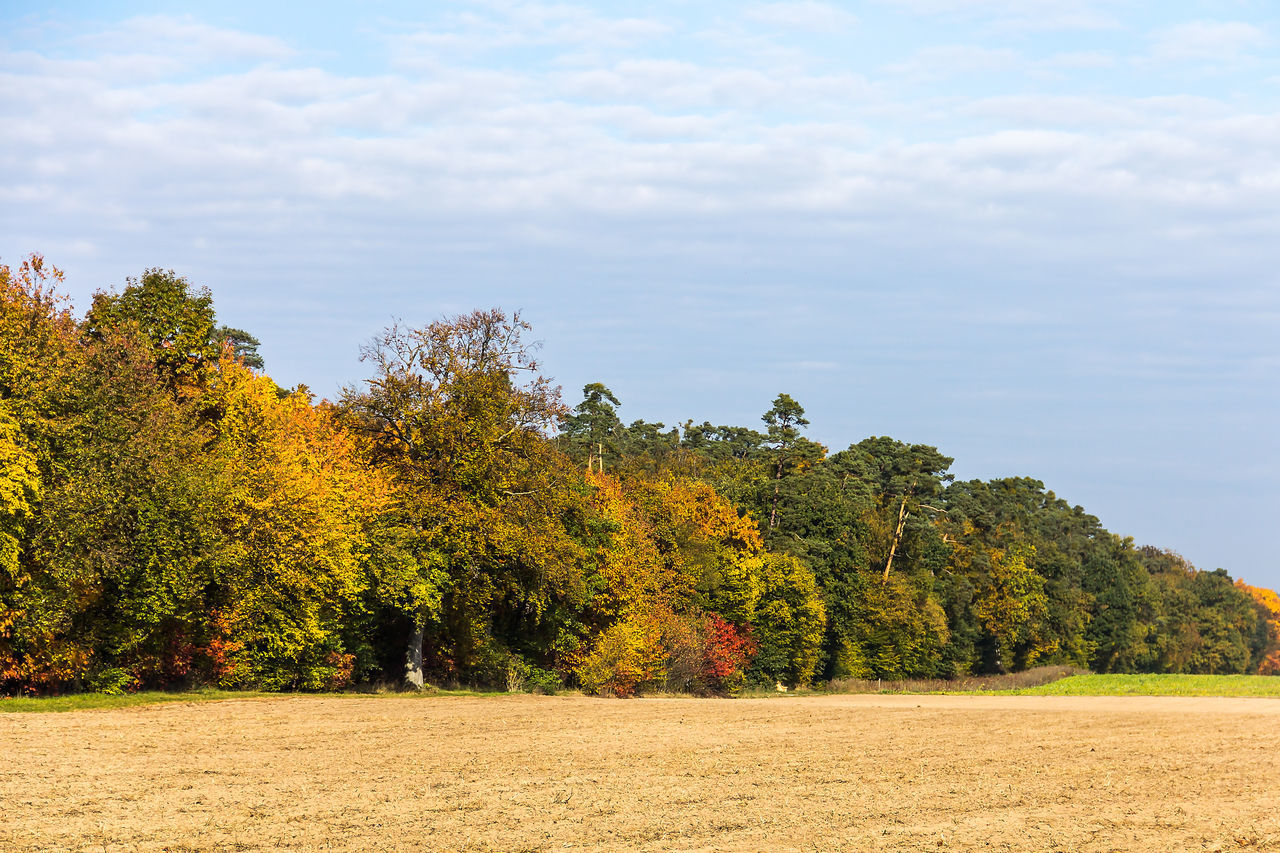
[825,667,1280,698]
[0,689,272,713]
[1004,673,1280,698]
[9,672,1279,711]
[0,685,514,713]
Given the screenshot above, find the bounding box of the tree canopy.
[1,255,1275,696]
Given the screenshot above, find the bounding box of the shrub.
[506,655,562,694]
[575,614,667,697]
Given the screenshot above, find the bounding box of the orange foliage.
[582,472,667,619]
[1237,580,1280,675]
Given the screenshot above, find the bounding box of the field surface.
[4,693,1279,852]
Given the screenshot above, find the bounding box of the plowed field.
[4,693,1279,852]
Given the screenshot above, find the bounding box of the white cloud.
[1149,20,1270,63]
[389,3,669,66]
[961,95,1141,129]
[883,44,1019,79]
[746,2,857,32]
[557,60,874,110]
[76,15,295,64]
[1042,51,1116,70]
[6,14,1279,275]
[876,0,1118,31]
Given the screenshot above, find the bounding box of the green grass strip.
[0,686,522,713]
[0,689,273,713]
[999,673,1280,698]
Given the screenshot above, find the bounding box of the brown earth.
[3,693,1279,852]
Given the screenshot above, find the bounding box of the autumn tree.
[343,309,581,687]
[209,362,395,689]
[0,257,89,690]
[1237,581,1280,674]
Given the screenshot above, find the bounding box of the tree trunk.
[882,494,910,582]
[769,455,785,529]
[405,620,425,690]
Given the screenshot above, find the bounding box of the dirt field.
[4,693,1280,852]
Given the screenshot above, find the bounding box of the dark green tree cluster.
[592,393,1277,679]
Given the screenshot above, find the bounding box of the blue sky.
[3,1,1278,586]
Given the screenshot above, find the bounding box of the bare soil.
[3,693,1279,852]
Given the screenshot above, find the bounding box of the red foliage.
[325,651,356,690]
[203,611,243,686]
[701,613,757,683]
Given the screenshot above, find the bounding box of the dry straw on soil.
[3,692,1279,852]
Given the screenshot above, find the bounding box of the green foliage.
[27,319,224,690]
[506,655,562,693]
[972,544,1054,671]
[213,326,265,370]
[746,553,826,686]
[828,571,950,680]
[559,382,622,470]
[83,269,220,393]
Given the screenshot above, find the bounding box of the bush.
[506,655,562,694]
[577,609,756,697]
[575,615,667,697]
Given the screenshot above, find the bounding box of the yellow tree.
[579,471,667,624]
[608,472,827,688]
[211,361,396,689]
[0,255,80,461]
[0,255,89,692]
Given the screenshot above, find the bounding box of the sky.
[2,1,1278,586]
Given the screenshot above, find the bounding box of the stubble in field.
[3,693,1279,852]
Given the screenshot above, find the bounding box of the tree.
[939,478,1101,671]
[0,254,80,457]
[839,437,952,581]
[342,309,577,688]
[209,362,393,689]
[762,393,810,531]
[0,402,41,689]
[27,317,226,692]
[971,544,1054,672]
[83,269,219,394]
[213,326,265,371]
[84,270,268,393]
[560,383,622,472]
[1237,581,1280,674]
[746,553,826,686]
[681,421,766,463]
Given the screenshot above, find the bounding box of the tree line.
[1,256,1276,696]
